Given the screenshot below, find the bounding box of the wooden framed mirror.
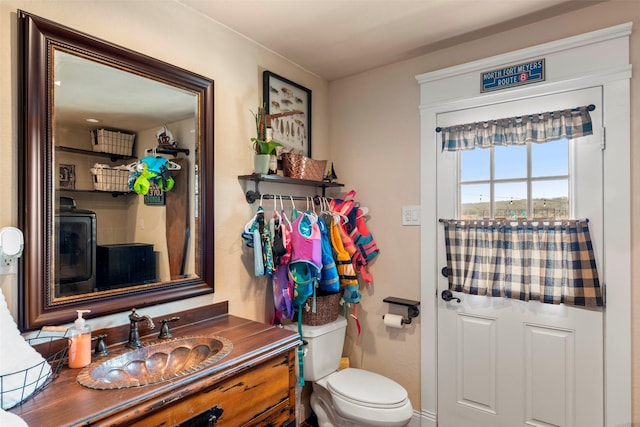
[18,11,214,331]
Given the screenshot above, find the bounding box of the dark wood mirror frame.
[18,11,214,331]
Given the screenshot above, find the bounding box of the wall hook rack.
[146,146,190,157]
[238,174,344,204]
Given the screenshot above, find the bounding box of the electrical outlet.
[0,255,16,275]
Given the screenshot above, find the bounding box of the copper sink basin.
[77,336,233,390]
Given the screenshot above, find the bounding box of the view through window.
[459,138,569,219]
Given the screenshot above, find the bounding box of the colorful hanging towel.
[318,217,340,292]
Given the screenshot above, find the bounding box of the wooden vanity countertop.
[8,307,300,426]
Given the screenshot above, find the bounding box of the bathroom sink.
[77,336,233,390]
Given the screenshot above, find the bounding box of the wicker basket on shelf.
[90,166,130,193]
[301,291,342,326]
[282,152,327,181]
[91,129,135,156]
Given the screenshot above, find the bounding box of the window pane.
[495,182,527,219]
[495,145,526,179]
[460,148,489,182]
[532,139,568,177]
[460,183,490,219]
[532,180,568,219]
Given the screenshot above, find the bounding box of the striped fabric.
[441,219,604,309]
[440,105,593,151]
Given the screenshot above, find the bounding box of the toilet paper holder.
[382,297,420,325]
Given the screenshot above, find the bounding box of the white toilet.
[291,316,413,427]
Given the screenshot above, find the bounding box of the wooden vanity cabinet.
[129,350,296,426]
[9,307,300,427]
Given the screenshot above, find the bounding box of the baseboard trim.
[409,410,436,427]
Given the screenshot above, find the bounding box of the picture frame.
[263,71,312,157]
[59,164,76,189]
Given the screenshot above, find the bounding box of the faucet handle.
[158,316,180,339]
[92,334,108,356]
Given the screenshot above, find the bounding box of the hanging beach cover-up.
[441,219,604,309]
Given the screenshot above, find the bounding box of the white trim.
[418,64,632,113]
[418,24,631,426]
[408,410,437,427]
[416,22,632,85]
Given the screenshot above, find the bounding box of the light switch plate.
[402,205,421,226]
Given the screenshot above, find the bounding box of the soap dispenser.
[68,310,91,368]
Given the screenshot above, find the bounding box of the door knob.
[441,289,461,303]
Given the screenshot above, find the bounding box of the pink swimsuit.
[290,212,322,270]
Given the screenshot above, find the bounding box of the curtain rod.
[439,218,589,225]
[435,104,595,133]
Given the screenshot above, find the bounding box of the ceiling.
[54,50,197,132]
[178,0,605,81]
[54,0,606,133]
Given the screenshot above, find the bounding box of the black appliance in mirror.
[55,200,97,297]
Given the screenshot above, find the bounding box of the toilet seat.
[315,368,413,426]
[326,368,408,408]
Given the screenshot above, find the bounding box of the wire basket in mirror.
[0,333,69,409]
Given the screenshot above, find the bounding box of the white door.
[436,87,604,427]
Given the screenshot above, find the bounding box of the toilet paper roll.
[383,314,404,329]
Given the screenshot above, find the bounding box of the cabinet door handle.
[207,406,224,426]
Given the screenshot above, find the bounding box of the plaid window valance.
[438,104,594,152]
[441,219,604,309]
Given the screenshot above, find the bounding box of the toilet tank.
[288,316,347,381]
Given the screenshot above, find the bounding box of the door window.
[460,138,569,219]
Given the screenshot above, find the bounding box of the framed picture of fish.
[263,71,312,157]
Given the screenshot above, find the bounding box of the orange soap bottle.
[68,310,91,368]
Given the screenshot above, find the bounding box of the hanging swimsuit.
[288,212,322,308]
[317,216,339,292]
[272,264,293,323]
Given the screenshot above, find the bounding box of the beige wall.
[0,1,329,326]
[1,0,638,421]
[328,0,639,420]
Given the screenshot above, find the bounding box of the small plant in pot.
[251,105,281,174]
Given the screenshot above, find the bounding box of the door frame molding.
[417,23,632,426]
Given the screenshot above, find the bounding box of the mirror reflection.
[52,49,199,300]
[19,10,214,331]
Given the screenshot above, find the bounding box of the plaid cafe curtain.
[441,219,604,309]
[438,105,594,151]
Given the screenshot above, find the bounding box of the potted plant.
[251,105,281,174]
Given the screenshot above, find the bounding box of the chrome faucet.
[126,308,155,348]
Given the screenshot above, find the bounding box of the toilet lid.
[326,368,408,408]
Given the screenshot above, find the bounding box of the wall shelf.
[238,173,344,203]
[59,188,133,198]
[56,146,136,162]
